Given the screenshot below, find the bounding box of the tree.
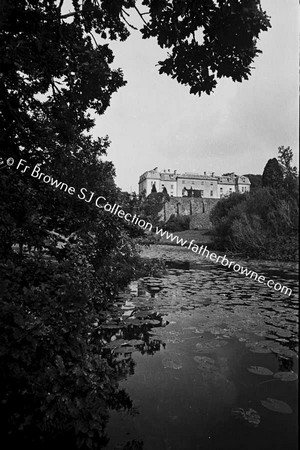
[210,192,247,249]
[262,158,284,189]
[244,174,262,190]
[278,146,298,178]
[161,186,170,201]
[141,0,271,95]
[138,191,165,227]
[210,187,298,259]
[278,146,298,196]
[151,183,157,193]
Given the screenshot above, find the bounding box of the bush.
[164,214,191,232]
[209,192,247,249]
[210,188,299,260]
[0,239,136,449]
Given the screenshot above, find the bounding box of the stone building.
[138,168,250,198]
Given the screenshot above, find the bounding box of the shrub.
[210,188,299,261]
[164,214,191,232]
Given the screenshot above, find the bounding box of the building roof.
[160,173,176,181]
[217,176,236,185]
[236,175,251,185]
[217,175,251,185]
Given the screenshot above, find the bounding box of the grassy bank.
[159,229,214,246]
[138,229,214,247]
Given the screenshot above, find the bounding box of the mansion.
[138,168,251,199]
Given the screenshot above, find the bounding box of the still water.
[102,245,298,450]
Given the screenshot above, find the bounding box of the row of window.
[152,182,247,191]
[150,182,247,196]
[220,187,232,193]
[182,181,214,186]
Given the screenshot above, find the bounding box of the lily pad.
[196,340,228,353]
[247,343,272,354]
[162,357,182,370]
[193,356,215,371]
[247,366,273,376]
[260,398,293,414]
[273,371,298,382]
[232,408,261,427]
[145,319,161,325]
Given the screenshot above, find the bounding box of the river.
[101,245,298,450]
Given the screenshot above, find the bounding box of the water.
[101,245,298,450]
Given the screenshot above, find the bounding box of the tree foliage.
[262,158,284,189]
[151,182,157,193]
[164,213,190,232]
[141,0,271,94]
[210,149,299,260]
[243,173,262,190]
[278,145,299,196]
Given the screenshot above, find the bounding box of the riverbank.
[139,229,214,247]
[137,229,298,263]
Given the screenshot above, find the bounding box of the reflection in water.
[102,245,298,450]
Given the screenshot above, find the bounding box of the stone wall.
[157,197,219,229]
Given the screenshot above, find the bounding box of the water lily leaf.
[101,323,123,330]
[193,356,215,371]
[232,408,261,427]
[273,371,298,382]
[260,398,293,414]
[248,344,272,354]
[145,319,161,325]
[196,340,228,353]
[162,358,182,370]
[247,366,273,376]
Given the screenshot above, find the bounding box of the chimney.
[212,172,215,177]
[168,169,170,172]
[204,171,206,175]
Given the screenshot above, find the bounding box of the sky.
[93,0,299,193]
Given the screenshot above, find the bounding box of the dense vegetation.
[164,214,191,232]
[243,173,262,191]
[0,0,271,448]
[210,148,299,260]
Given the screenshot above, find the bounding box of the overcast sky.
[94,0,299,193]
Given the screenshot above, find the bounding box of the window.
[210,190,213,196]
[192,181,195,185]
[229,188,232,193]
[220,188,223,193]
[200,190,204,197]
[171,184,174,189]
[182,181,185,184]
[201,181,204,185]
[210,182,214,186]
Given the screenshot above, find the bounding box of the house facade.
[138,168,250,198]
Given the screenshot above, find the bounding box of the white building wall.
[218,183,236,198]
[139,170,251,198]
